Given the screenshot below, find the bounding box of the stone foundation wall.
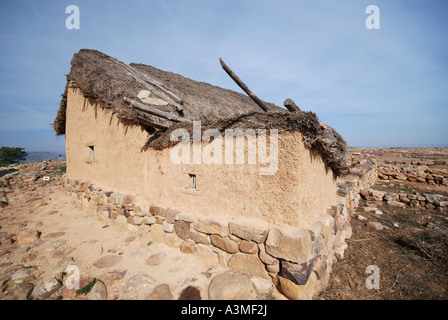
[62,154,378,300]
[336,154,379,218]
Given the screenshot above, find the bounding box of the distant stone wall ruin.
[378,160,448,186]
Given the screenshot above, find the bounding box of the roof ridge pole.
[219,58,269,112]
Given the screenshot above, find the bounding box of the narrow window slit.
[189,174,197,190]
[87,145,95,160]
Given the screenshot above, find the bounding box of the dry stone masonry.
[352,153,448,210]
[377,159,447,186]
[360,188,448,210]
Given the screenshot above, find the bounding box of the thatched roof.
[53,49,348,175]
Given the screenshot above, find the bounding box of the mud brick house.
[53,49,355,299]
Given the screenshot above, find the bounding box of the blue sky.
[0,0,447,153]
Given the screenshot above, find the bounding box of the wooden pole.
[219,58,269,112]
[123,97,192,123]
[137,116,170,130]
[283,98,301,112]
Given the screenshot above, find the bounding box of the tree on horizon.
[0,146,28,165]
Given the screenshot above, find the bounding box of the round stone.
[208,270,257,300]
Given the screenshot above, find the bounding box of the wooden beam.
[283,98,301,112]
[219,58,269,112]
[123,97,192,123]
[137,116,169,130]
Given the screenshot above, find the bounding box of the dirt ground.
[316,148,448,300]
[316,200,448,300]
[0,179,231,300]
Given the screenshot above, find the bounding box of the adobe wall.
[64,88,379,299]
[65,88,338,231]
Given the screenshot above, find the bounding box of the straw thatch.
[53,49,348,175]
[53,49,281,136]
[145,111,347,175]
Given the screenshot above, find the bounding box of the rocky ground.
[0,161,284,300]
[317,147,448,300]
[1,148,447,301]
